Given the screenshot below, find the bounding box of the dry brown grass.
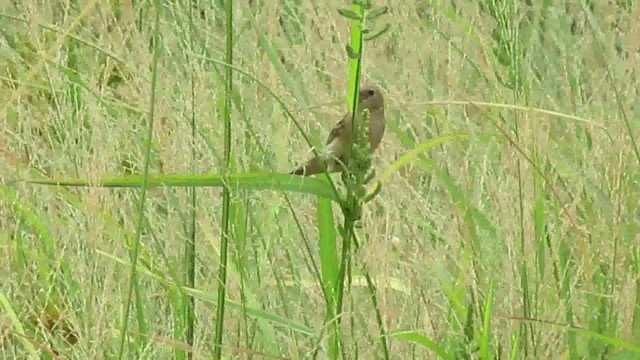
[1,0,638,358]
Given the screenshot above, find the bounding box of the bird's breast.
[368,109,385,150]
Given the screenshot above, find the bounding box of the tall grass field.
[1,0,639,359]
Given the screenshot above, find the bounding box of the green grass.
[1,0,639,359]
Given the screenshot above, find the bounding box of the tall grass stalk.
[183,2,198,359]
[212,0,234,358]
[115,1,162,358]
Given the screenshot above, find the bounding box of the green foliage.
[1,0,638,358]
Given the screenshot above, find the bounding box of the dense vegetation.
[1,0,638,359]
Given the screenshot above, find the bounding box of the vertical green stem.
[213,0,233,358]
[365,270,390,359]
[346,2,364,119]
[185,2,197,359]
[116,1,161,358]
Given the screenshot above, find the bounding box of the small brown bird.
[290,84,386,176]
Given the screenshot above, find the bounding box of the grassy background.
[1,0,639,358]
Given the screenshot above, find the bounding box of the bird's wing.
[325,112,352,145]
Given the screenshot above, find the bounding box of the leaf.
[345,44,360,59]
[364,23,391,41]
[374,133,469,186]
[0,293,39,357]
[23,172,341,202]
[337,8,362,21]
[353,0,373,9]
[365,6,389,20]
[479,282,495,359]
[388,330,454,360]
[363,181,381,203]
[317,197,338,307]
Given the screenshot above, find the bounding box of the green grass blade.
[213,0,234,358]
[24,172,340,202]
[479,281,494,359]
[317,197,338,305]
[388,330,453,360]
[317,196,340,356]
[0,293,39,357]
[116,1,161,357]
[375,133,470,186]
[97,250,316,337]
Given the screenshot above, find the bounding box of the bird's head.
[358,84,384,110]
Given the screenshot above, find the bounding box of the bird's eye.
[367,90,375,96]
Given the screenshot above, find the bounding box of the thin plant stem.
[213,0,234,358]
[116,1,162,358]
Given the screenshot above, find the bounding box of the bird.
[290,84,385,176]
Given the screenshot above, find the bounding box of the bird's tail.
[289,157,324,176]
